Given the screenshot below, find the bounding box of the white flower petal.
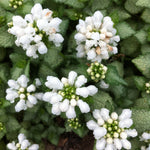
[87,85,98,96]
[50,94,62,104]
[28,144,39,150]
[59,99,69,112]
[86,120,99,130]
[21,139,30,149]
[17,75,29,88]
[27,84,36,92]
[121,139,131,150]
[7,142,17,150]
[96,138,106,150]
[45,76,63,90]
[8,80,19,89]
[68,71,77,85]
[100,108,110,121]
[93,127,107,140]
[114,138,122,150]
[76,87,90,98]
[51,103,61,115]
[125,129,138,137]
[119,109,132,121]
[119,118,133,128]
[18,133,26,144]
[93,109,102,120]
[28,95,37,105]
[43,92,54,102]
[66,106,76,119]
[105,144,114,150]
[75,75,87,88]
[15,100,27,112]
[77,100,90,113]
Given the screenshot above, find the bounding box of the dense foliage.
[0,0,150,149]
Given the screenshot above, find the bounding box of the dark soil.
[44,131,95,150]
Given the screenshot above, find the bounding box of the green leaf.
[110,61,124,77]
[33,0,46,4]
[105,65,127,86]
[73,126,88,138]
[0,26,15,48]
[134,30,147,44]
[59,19,69,36]
[11,67,25,80]
[15,1,33,15]
[61,63,88,78]
[134,98,150,109]
[120,36,140,56]
[92,0,111,11]
[10,53,27,68]
[110,85,127,99]
[64,0,85,9]
[43,45,63,69]
[92,91,114,111]
[0,0,11,10]
[47,126,65,145]
[125,0,143,14]
[116,22,135,39]
[141,44,150,54]
[130,138,143,150]
[0,63,10,82]
[132,108,150,134]
[132,54,150,78]
[136,0,150,8]
[134,76,146,90]
[141,9,150,23]
[6,116,21,132]
[38,63,57,79]
[0,48,6,62]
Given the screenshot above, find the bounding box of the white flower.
[8,3,64,58]
[87,108,137,150]
[43,71,98,118]
[7,142,17,150]
[96,138,106,150]
[140,131,150,150]
[6,75,42,112]
[28,144,39,150]
[7,133,39,150]
[45,76,63,90]
[75,11,120,62]
[93,127,107,139]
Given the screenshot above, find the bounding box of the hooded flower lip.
[6,75,43,112]
[87,108,137,150]
[7,133,39,150]
[74,11,120,62]
[43,71,98,118]
[8,3,64,58]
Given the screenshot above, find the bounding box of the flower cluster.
[87,62,107,82]
[140,132,150,150]
[67,118,81,129]
[7,133,39,150]
[145,82,150,94]
[74,11,120,62]
[8,3,64,58]
[87,108,137,150]
[9,0,24,9]
[43,71,98,118]
[6,75,43,112]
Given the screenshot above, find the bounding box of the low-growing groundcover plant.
[0,0,150,149]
